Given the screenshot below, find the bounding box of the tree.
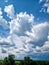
[22,56,32,65]
[8,54,15,65]
[4,54,15,65]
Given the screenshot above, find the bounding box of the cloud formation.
[0,4,49,60]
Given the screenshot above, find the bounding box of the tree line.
[0,54,49,65]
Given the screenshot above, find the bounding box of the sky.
[0,0,49,60]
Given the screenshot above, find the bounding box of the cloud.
[39,0,49,13]
[40,35,49,52]
[10,12,34,35]
[0,10,49,60]
[0,36,11,45]
[4,4,15,19]
[44,3,49,13]
[33,34,49,54]
[40,0,42,2]
[0,8,10,37]
[26,22,49,43]
[0,17,9,29]
[39,0,49,3]
[0,12,35,59]
[5,18,49,59]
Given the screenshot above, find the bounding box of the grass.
[0,60,49,65]
[0,61,4,65]
[15,60,20,64]
[0,60,20,65]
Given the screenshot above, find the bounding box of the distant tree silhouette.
[8,55,15,65]
[20,56,33,65]
[3,55,49,65]
[4,54,15,65]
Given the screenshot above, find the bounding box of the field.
[0,60,49,65]
[0,60,4,65]
[0,60,20,65]
[15,60,20,64]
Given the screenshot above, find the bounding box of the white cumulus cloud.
[4,4,15,19]
[0,7,49,59]
[26,22,49,42]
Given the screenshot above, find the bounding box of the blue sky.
[0,0,49,60]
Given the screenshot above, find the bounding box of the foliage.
[0,55,49,65]
[4,54,15,65]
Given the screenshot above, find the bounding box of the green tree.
[4,54,15,65]
[8,54,15,65]
[23,56,32,65]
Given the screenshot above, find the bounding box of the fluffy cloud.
[9,15,49,59]
[4,4,15,19]
[40,35,49,52]
[0,5,49,59]
[0,12,35,59]
[10,12,34,35]
[26,22,49,43]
